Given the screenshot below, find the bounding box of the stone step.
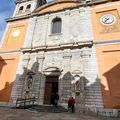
[28,105,68,113]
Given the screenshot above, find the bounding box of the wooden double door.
[44,76,58,104]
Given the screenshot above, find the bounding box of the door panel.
[44,76,59,105]
[44,82,52,104]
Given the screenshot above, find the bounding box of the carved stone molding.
[23,53,30,61]
[80,49,91,58]
[37,53,45,60]
[63,49,72,58]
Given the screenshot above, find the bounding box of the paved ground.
[0,107,119,120]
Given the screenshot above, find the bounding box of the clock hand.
[104,18,110,23]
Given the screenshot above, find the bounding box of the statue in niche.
[74,75,80,94]
[26,75,33,94]
[75,80,80,91]
[71,74,80,93]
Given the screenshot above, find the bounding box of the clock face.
[100,14,116,25]
[12,30,21,38]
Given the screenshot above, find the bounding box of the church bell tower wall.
[14,0,38,17]
[6,0,120,117]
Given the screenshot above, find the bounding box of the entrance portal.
[44,76,58,104]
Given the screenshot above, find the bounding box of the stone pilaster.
[23,53,30,69]
[23,17,37,49]
[80,48,91,107]
[61,49,72,104]
[21,53,30,97]
[75,75,85,113]
[37,52,45,104]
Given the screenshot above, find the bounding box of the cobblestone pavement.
[0,107,119,120]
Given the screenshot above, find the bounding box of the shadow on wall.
[0,56,7,75]
[103,63,120,109]
[13,61,43,101]
[0,57,103,109]
[0,56,13,102]
[13,61,77,104]
[0,82,14,102]
[12,60,102,107]
[60,71,74,102]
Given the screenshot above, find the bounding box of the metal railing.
[16,97,36,108]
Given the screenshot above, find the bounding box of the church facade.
[0,0,120,117]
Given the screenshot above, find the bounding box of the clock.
[100,14,116,25]
[12,29,21,37]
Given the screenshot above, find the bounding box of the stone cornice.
[0,49,21,54]
[15,0,30,4]
[6,14,31,22]
[6,0,110,22]
[94,39,120,45]
[21,40,93,52]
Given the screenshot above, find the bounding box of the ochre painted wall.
[96,45,120,108]
[1,19,28,51]
[0,54,19,102]
[91,1,120,41]
[0,19,28,102]
[91,1,120,109]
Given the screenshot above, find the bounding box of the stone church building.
[0,0,120,117]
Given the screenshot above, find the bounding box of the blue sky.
[0,0,53,41]
[0,0,15,40]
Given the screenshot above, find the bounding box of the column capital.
[63,49,72,58]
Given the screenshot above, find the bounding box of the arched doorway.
[43,67,61,105]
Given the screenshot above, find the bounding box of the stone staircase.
[28,105,68,113]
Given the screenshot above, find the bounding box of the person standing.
[68,97,76,112]
[51,92,55,105]
[54,92,59,107]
